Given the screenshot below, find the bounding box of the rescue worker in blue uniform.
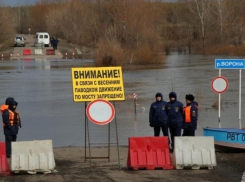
[1,98,21,158]
[166,92,183,150]
[149,93,168,137]
[183,94,198,136]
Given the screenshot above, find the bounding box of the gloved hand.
[149,123,154,127]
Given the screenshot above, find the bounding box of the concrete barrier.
[11,140,55,174]
[242,171,245,182]
[0,142,10,176]
[23,49,31,55]
[35,49,43,55]
[174,137,216,169]
[127,137,174,170]
[46,49,55,55]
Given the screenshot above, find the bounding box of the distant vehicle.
[34,32,50,47]
[14,36,25,47]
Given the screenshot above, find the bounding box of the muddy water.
[0,55,244,147]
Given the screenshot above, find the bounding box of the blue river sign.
[215,59,245,69]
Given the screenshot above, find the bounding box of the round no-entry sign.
[86,99,115,125]
[211,76,228,94]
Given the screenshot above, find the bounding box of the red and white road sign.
[211,76,228,94]
[86,99,115,125]
[133,93,137,99]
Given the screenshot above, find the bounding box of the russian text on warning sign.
[75,80,120,86]
[75,87,122,93]
[71,67,125,102]
[73,69,120,79]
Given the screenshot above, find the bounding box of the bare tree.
[188,0,212,53]
[0,5,17,43]
[211,0,230,44]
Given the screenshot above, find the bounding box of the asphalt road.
[12,34,63,59]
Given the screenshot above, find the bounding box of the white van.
[34,32,50,47]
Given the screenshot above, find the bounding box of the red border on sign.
[86,99,115,125]
[211,76,228,94]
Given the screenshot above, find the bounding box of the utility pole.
[18,6,21,33]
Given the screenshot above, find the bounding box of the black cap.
[185,94,194,101]
[13,101,18,106]
[155,93,162,98]
[5,97,14,105]
[169,92,176,98]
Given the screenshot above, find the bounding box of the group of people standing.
[149,92,198,150]
[0,97,21,158]
[50,37,59,50]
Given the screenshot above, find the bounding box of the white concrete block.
[174,137,216,169]
[35,49,43,55]
[11,140,55,174]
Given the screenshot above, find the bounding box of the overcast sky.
[0,0,39,6]
[0,0,175,6]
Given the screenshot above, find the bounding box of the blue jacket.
[149,93,168,127]
[183,102,198,130]
[166,92,183,128]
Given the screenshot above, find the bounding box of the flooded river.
[0,55,245,147]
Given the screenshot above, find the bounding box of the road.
[12,34,63,59]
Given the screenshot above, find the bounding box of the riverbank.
[2,146,244,182]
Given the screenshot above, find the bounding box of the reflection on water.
[17,59,51,70]
[0,56,244,147]
[0,58,94,71]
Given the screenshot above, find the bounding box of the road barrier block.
[35,49,43,55]
[174,137,216,169]
[0,142,10,176]
[46,49,55,55]
[11,140,56,174]
[127,137,174,170]
[23,49,31,55]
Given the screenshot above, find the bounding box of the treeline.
[0,5,17,45]
[4,0,245,64]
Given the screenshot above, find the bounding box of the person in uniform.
[166,92,183,150]
[149,93,168,137]
[1,98,21,158]
[183,94,198,136]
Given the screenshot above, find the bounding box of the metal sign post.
[72,67,125,171]
[84,104,121,171]
[215,59,245,129]
[219,69,221,128]
[84,102,87,163]
[239,69,242,129]
[84,99,121,171]
[133,93,137,114]
[211,75,228,128]
[114,101,121,170]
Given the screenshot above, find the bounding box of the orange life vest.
[184,106,192,123]
[0,104,8,114]
[183,105,198,123]
[1,104,18,126]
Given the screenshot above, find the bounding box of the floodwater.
[0,55,245,147]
